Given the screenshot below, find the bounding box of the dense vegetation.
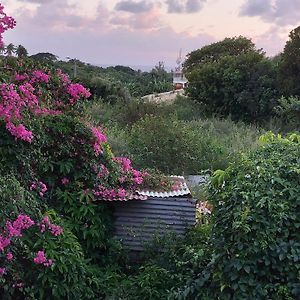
[1,3,300,299]
[184,32,300,125]
[29,55,173,100]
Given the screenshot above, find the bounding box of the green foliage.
[279,26,300,96]
[128,115,203,174]
[275,96,300,129]
[186,52,278,122]
[184,36,260,73]
[0,177,102,300]
[24,220,104,300]
[128,115,261,174]
[102,224,213,300]
[205,135,300,299]
[0,175,41,224]
[39,57,173,99]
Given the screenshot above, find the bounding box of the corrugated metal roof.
[112,196,196,251]
[136,176,191,198]
[96,176,191,201]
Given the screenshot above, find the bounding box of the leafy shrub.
[186,50,278,122]
[274,96,300,131]
[128,115,202,174]
[0,176,101,300]
[128,115,261,174]
[205,134,300,299]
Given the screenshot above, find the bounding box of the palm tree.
[5,43,16,56]
[16,45,28,58]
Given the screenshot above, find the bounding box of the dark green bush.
[206,134,300,299]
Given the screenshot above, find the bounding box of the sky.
[2,0,300,68]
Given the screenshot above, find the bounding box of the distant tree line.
[184,26,300,124]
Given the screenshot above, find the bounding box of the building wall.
[112,197,196,251]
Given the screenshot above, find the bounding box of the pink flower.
[91,127,107,155]
[6,252,13,261]
[114,157,132,172]
[0,267,6,276]
[30,181,47,197]
[6,123,33,143]
[61,177,69,185]
[133,177,143,185]
[117,188,126,198]
[0,236,10,251]
[6,215,35,238]
[31,70,50,84]
[40,216,63,236]
[33,250,53,267]
[0,4,16,48]
[67,83,91,104]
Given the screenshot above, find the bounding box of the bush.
[128,115,261,174]
[186,53,278,122]
[206,133,300,299]
[128,115,204,174]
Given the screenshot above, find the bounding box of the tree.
[183,36,262,73]
[5,43,16,56]
[186,51,278,122]
[30,52,58,62]
[279,26,300,96]
[16,44,28,58]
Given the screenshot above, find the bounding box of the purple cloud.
[240,0,300,26]
[5,1,214,66]
[166,0,206,13]
[115,0,154,14]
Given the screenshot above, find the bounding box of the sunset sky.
[2,0,300,68]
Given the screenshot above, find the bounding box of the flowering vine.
[0,4,16,48]
[0,214,63,285]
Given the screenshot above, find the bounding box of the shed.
[111,176,196,251]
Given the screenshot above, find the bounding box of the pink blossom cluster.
[33,250,52,267]
[67,83,91,104]
[6,122,33,142]
[30,181,47,197]
[0,215,35,277]
[0,4,16,48]
[5,215,35,238]
[93,185,127,201]
[40,216,63,236]
[31,70,50,84]
[114,157,145,185]
[94,164,109,178]
[15,74,29,82]
[0,214,62,280]
[0,71,87,143]
[91,127,107,155]
[0,82,36,142]
[92,157,148,201]
[0,4,92,142]
[57,69,71,85]
[114,157,132,172]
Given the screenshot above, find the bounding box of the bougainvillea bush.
[0,4,173,298]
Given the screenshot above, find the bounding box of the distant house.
[173,67,188,90]
[173,49,188,90]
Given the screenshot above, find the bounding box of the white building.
[173,50,188,90]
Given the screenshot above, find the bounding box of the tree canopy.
[184,36,262,73]
[279,26,300,96]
